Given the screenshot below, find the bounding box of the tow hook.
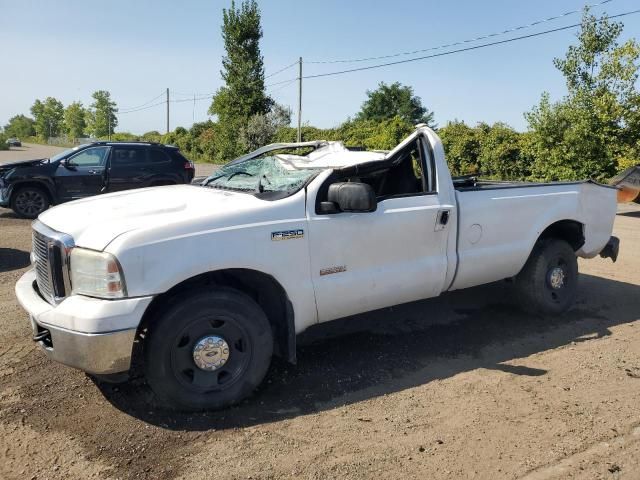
[599,236,620,263]
[32,329,50,342]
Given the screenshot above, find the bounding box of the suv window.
[68,146,109,167]
[112,147,147,166]
[149,148,171,164]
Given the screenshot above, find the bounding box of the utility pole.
[166,88,170,134]
[297,57,302,143]
[193,93,196,123]
[108,115,111,141]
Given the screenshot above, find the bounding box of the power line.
[306,0,615,65]
[270,78,298,94]
[302,9,640,80]
[264,60,299,79]
[119,101,166,115]
[119,91,166,112]
[166,77,299,105]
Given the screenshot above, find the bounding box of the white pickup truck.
[15,126,620,410]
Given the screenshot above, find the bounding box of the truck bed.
[452,175,612,192]
[448,178,617,292]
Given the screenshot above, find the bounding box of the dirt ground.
[1,191,640,479]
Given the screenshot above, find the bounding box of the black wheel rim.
[170,314,252,392]
[15,190,46,217]
[545,255,569,304]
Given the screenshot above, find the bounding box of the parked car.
[6,138,21,147]
[0,141,194,218]
[15,126,619,410]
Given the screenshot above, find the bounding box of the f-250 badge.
[271,229,304,241]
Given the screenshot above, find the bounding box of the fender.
[8,178,59,205]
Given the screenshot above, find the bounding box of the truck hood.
[38,185,277,250]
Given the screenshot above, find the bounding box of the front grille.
[31,221,74,305]
[32,230,56,303]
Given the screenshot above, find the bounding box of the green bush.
[0,133,9,150]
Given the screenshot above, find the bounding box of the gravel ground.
[1,145,640,479]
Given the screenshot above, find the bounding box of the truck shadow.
[0,248,31,272]
[95,273,640,431]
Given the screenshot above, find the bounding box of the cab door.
[306,137,453,323]
[54,146,110,201]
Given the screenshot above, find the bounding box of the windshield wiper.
[205,170,253,186]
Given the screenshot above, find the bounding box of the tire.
[515,238,578,315]
[11,186,50,219]
[143,287,273,411]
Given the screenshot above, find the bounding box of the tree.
[4,114,35,138]
[239,103,291,150]
[64,102,87,139]
[209,0,272,161]
[526,8,640,180]
[30,97,64,139]
[438,121,482,176]
[478,123,532,180]
[356,82,436,127]
[87,90,118,138]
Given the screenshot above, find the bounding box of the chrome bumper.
[30,319,137,374]
[15,269,152,375]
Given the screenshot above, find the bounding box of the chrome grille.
[31,221,74,305]
[32,230,55,303]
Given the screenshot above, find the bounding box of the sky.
[1,0,639,134]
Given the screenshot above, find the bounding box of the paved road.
[0,143,218,177]
[0,143,66,164]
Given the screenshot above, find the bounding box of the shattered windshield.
[203,155,321,194]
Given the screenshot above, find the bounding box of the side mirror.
[62,159,77,170]
[326,182,377,213]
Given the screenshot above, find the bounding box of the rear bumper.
[15,269,152,374]
[599,236,620,262]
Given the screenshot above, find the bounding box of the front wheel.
[143,288,273,411]
[515,239,578,315]
[11,186,50,219]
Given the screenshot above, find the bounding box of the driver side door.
[54,146,110,201]
[306,137,452,323]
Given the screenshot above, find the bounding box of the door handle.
[88,169,99,174]
[435,209,451,231]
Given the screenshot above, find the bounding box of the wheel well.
[538,220,585,251]
[11,181,54,204]
[132,269,296,371]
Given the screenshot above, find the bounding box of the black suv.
[0,142,195,218]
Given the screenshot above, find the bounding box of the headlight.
[70,248,127,299]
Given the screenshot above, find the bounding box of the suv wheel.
[11,186,50,219]
[143,287,273,411]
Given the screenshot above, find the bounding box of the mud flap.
[599,236,620,262]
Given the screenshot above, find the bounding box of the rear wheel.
[143,288,273,410]
[515,239,578,315]
[11,186,50,219]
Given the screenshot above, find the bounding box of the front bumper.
[0,184,11,207]
[15,269,153,374]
